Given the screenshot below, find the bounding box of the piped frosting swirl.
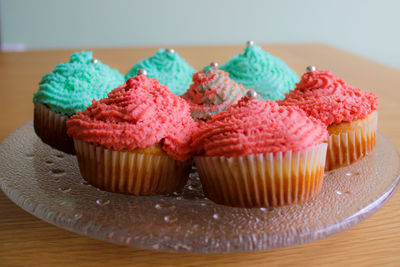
[220,44,299,100]
[67,75,198,161]
[191,96,328,157]
[279,68,378,125]
[181,67,248,121]
[126,49,196,95]
[33,51,125,116]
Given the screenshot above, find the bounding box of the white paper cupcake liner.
[194,143,328,208]
[74,139,192,195]
[33,102,75,154]
[326,111,377,171]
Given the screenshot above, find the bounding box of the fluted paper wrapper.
[195,143,327,208]
[326,112,377,171]
[74,139,192,195]
[33,102,75,154]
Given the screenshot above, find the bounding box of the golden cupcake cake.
[66,70,198,195]
[279,67,378,170]
[191,92,328,208]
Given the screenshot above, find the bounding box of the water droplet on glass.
[155,204,162,209]
[74,213,82,219]
[106,232,115,239]
[187,185,194,190]
[345,172,352,176]
[335,190,343,195]
[96,199,110,206]
[51,169,65,176]
[58,187,71,193]
[200,202,207,207]
[260,207,267,212]
[164,215,178,223]
[212,213,219,220]
[124,237,132,245]
[174,243,190,251]
[59,200,68,205]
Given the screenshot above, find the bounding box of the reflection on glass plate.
[1,121,399,253]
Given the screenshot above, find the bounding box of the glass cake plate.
[1,120,400,253]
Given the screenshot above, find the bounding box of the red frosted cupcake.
[191,92,328,208]
[279,67,378,170]
[181,62,248,121]
[67,70,197,195]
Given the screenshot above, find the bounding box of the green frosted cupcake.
[34,51,125,116]
[220,41,299,101]
[126,48,196,95]
[33,51,125,154]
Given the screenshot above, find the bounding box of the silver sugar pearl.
[306,65,316,73]
[246,89,257,98]
[91,58,99,64]
[165,48,175,53]
[210,61,219,69]
[136,69,147,76]
[246,40,255,47]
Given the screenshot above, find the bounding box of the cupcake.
[191,93,328,208]
[33,51,125,154]
[279,66,378,170]
[66,70,197,195]
[126,48,196,95]
[181,62,248,121]
[220,41,299,101]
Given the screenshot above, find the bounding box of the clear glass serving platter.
[1,121,399,253]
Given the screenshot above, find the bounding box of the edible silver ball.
[210,61,219,69]
[165,48,175,53]
[136,69,147,76]
[306,65,316,73]
[246,89,257,98]
[91,58,99,64]
[246,40,255,47]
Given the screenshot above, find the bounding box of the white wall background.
[1,0,399,69]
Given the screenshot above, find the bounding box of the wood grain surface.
[1,44,399,266]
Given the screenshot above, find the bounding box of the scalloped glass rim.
[0,120,399,253]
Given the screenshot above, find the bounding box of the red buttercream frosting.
[191,96,328,157]
[278,69,378,125]
[67,75,198,161]
[181,68,247,120]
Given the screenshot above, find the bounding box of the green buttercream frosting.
[33,51,125,116]
[126,49,196,95]
[220,45,299,100]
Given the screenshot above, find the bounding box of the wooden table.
[1,44,399,266]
